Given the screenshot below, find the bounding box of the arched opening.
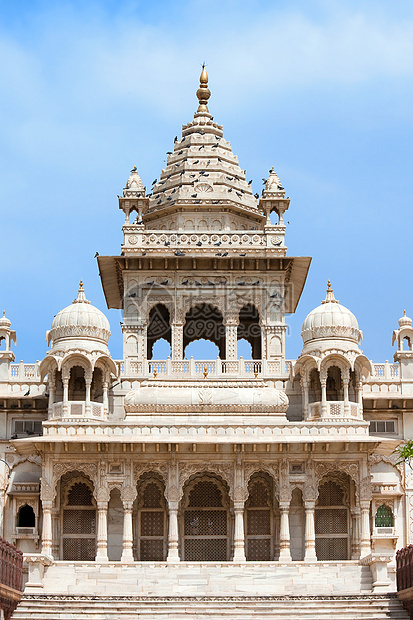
[68,366,86,401]
[61,474,96,561]
[147,304,171,360]
[326,366,342,401]
[309,368,322,403]
[17,504,35,528]
[237,305,261,360]
[91,367,103,402]
[181,475,231,561]
[0,336,5,351]
[315,477,350,560]
[403,336,412,351]
[134,475,167,561]
[107,488,123,561]
[237,339,252,359]
[375,504,394,528]
[151,338,171,359]
[183,304,225,359]
[184,339,220,359]
[289,488,304,560]
[245,473,277,561]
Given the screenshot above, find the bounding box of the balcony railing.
[308,400,361,420]
[123,358,292,379]
[0,536,23,620]
[50,401,105,420]
[9,362,40,382]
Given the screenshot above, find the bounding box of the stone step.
[11,595,409,620]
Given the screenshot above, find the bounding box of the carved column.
[121,501,134,562]
[102,381,109,413]
[360,500,372,558]
[62,373,69,416]
[320,374,327,417]
[41,500,53,557]
[233,500,246,562]
[166,466,180,562]
[342,370,350,416]
[304,501,317,561]
[171,323,184,360]
[225,318,238,361]
[301,378,309,419]
[279,502,291,561]
[350,506,361,559]
[167,501,180,562]
[48,372,55,415]
[85,376,92,416]
[357,380,363,411]
[96,501,109,562]
[51,507,60,559]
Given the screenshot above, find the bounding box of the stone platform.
[26,561,375,596]
[12,594,409,619]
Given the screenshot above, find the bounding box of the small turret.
[260,166,290,226]
[0,311,16,381]
[392,311,413,394]
[118,166,149,224]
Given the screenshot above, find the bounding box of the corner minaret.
[0,311,16,381]
[393,310,413,395]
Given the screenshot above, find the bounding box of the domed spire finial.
[196,64,211,116]
[322,279,339,304]
[73,279,90,305]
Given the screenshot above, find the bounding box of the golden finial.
[153,368,157,379]
[203,364,208,378]
[404,310,407,316]
[322,279,338,304]
[2,311,4,318]
[196,64,211,115]
[79,279,84,290]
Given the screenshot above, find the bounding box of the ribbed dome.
[48,281,111,348]
[398,310,412,328]
[301,281,362,345]
[0,311,11,328]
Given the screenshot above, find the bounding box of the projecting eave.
[97,256,124,309]
[284,256,312,314]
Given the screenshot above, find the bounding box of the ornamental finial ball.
[196,64,211,114]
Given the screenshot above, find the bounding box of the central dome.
[47,281,111,352]
[301,281,362,347]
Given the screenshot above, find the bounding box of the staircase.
[12,594,409,619]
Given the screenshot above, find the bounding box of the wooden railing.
[0,536,23,619]
[397,545,413,618]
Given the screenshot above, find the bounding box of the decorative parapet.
[122,228,287,256]
[9,362,40,382]
[40,419,371,442]
[121,358,291,379]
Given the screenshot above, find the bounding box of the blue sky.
[0,0,412,363]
